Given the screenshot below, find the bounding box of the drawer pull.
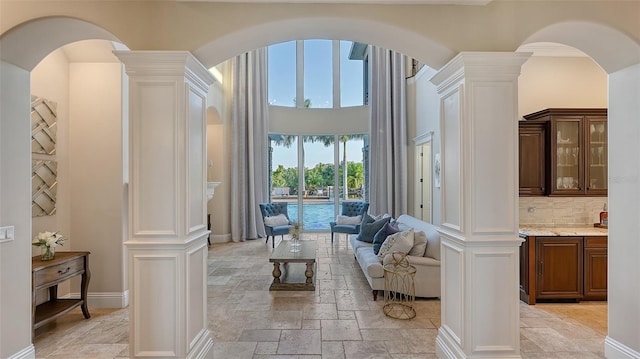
[58,267,71,275]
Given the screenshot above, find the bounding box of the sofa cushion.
[356,247,385,278]
[408,230,428,256]
[350,235,373,254]
[396,214,441,261]
[356,214,391,243]
[377,229,414,261]
[373,221,400,254]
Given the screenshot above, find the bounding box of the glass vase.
[290,237,301,252]
[41,246,55,261]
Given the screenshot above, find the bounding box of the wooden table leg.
[272,262,281,284]
[80,256,91,319]
[305,262,314,284]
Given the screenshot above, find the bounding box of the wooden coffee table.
[269,240,318,291]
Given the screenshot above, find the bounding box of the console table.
[32,251,91,334]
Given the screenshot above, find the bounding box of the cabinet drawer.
[35,257,84,286]
[585,236,607,248]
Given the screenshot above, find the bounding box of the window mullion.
[296,40,304,108]
[333,40,340,109]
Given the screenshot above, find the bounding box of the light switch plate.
[0,226,15,243]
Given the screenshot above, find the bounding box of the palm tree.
[308,134,365,200]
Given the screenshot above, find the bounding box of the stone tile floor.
[34,233,607,358]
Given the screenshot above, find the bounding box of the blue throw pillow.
[356,215,391,244]
[373,221,401,254]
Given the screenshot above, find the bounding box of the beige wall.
[30,48,70,252]
[68,62,126,299]
[30,50,127,306]
[0,60,33,359]
[518,56,608,118]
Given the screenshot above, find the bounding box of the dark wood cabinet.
[519,122,547,196]
[520,235,607,304]
[584,237,608,300]
[520,108,607,196]
[536,237,583,300]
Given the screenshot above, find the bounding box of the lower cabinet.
[536,237,583,300]
[584,237,608,300]
[520,235,607,304]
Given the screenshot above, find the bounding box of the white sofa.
[349,214,441,300]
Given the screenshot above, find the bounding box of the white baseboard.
[7,344,35,359]
[211,234,231,243]
[605,336,640,359]
[61,290,129,308]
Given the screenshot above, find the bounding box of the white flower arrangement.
[32,231,65,249]
[289,222,301,240]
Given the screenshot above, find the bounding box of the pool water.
[287,203,336,231]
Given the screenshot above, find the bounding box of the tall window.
[268,40,366,109]
[340,40,364,107]
[268,41,296,107]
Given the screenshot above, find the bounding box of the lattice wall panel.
[31,95,58,154]
[32,160,58,217]
[31,95,58,217]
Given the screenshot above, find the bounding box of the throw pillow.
[408,230,428,256]
[356,214,391,244]
[336,214,362,225]
[264,214,289,226]
[377,229,415,261]
[372,221,400,254]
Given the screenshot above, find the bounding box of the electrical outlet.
[0,225,15,243]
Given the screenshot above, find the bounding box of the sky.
[267,40,366,169]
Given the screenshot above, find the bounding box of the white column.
[114,51,214,359]
[606,63,640,358]
[430,52,531,359]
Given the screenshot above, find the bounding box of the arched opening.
[516,21,640,358]
[2,13,639,359]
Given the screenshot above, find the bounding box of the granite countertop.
[519,225,608,237]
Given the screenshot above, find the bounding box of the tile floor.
[34,233,607,358]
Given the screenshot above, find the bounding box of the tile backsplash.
[520,197,608,226]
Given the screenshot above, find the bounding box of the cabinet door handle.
[58,267,71,275]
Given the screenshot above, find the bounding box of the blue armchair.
[259,202,293,248]
[329,201,369,243]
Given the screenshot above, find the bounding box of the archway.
[0,17,128,357]
[518,21,640,358]
[2,13,639,359]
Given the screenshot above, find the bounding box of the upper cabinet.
[519,108,607,197]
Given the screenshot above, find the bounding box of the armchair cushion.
[336,215,362,225]
[264,214,289,226]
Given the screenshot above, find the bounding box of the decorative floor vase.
[41,246,55,261]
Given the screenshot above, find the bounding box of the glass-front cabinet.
[586,117,608,196]
[552,117,582,195]
[521,108,607,197]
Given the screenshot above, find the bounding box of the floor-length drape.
[369,47,408,217]
[230,48,269,241]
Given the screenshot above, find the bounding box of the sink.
[207,182,220,200]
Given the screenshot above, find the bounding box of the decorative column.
[430,52,531,358]
[114,51,214,359]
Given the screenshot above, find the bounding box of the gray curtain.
[369,46,408,218]
[230,48,269,241]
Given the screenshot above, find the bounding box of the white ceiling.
[61,40,120,63]
[517,42,589,58]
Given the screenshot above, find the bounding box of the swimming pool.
[286,203,336,231]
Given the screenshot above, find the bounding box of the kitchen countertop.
[519,225,608,237]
